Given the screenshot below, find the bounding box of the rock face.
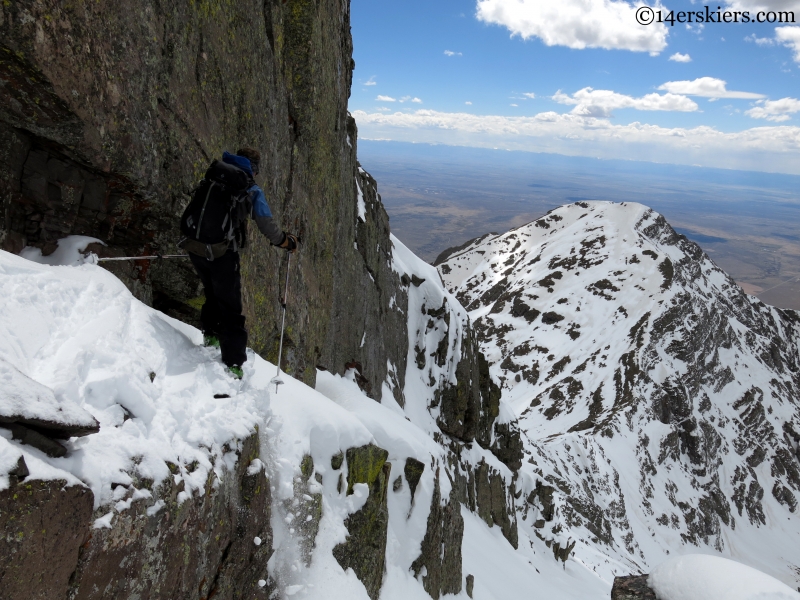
[611,575,657,600]
[0,434,271,600]
[0,480,93,599]
[0,0,406,397]
[70,434,272,600]
[411,469,464,599]
[333,444,392,600]
[438,201,800,587]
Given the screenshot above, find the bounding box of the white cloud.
[364,76,377,86]
[376,95,396,102]
[745,33,776,45]
[724,0,800,11]
[352,108,800,174]
[465,101,473,105]
[746,97,800,121]
[553,87,698,117]
[510,103,519,107]
[399,96,423,104]
[669,52,692,62]
[776,26,800,62]
[522,92,536,99]
[658,77,765,99]
[444,50,463,57]
[476,0,669,53]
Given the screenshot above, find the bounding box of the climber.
[180,147,298,379]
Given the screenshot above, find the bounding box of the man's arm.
[250,185,286,246]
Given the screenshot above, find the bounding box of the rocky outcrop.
[411,469,464,599]
[333,444,392,600]
[610,575,657,600]
[0,433,271,600]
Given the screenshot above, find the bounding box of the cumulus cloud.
[746,97,800,121]
[376,95,396,102]
[399,96,423,104]
[444,50,463,56]
[352,108,800,174]
[364,76,377,86]
[669,52,692,62]
[776,26,800,62]
[475,0,669,53]
[553,87,698,117]
[522,92,536,99]
[465,101,473,105]
[658,77,765,99]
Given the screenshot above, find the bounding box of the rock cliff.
[0,0,404,395]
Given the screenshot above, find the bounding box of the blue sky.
[349,0,800,173]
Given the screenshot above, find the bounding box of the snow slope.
[438,201,800,591]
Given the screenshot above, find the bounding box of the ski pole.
[96,254,190,262]
[271,250,292,394]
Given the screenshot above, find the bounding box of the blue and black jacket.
[222,152,285,247]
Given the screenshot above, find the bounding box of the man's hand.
[279,233,299,253]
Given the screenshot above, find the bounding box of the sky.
[349,0,800,174]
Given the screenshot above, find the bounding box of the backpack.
[180,160,252,254]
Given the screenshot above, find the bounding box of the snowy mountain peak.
[438,201,800,588]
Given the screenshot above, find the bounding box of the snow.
[0,356,97,428]
[20,235,103,266]
[356,177,366,222]
[0,249,267,506]
[649,555,800,600]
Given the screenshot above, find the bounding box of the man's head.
[236,147,261,176]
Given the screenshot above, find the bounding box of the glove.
[278,233,299,253]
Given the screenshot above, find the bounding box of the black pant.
[190,251,247,367]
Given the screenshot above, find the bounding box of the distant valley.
[359,140,800,311]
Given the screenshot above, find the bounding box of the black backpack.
[180,160,252,251]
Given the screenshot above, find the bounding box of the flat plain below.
[359,140,800,311]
